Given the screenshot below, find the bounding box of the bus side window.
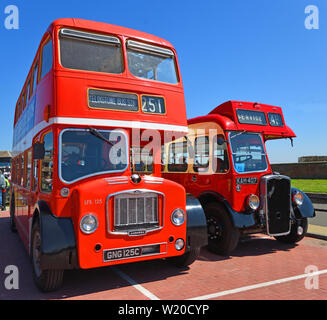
[21,91,26,112]
[20,154,24,186]
[32,159,39,192]
[168,141,188,172]
[11,158,16,184]
[40,131,53,193]
[213,135,229,173]
[16,99,21,122]
[193,136,209,173]
[40,39,53,80]
[16,157,20,185]
[26,79,31,105]
[26,150,32,189]
[32,59,39,94]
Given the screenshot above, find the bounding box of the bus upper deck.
[13,18,188,156]
[191,100,296,141]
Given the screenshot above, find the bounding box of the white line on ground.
[112,266,160,300]
[188,269,327,300]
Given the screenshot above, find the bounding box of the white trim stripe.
[188,269,327,300]
[112,266,160,300]
[52,117,188,133]
[12,116,188,154]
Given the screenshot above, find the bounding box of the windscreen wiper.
[88,127,114,146]
[230,130,248,139]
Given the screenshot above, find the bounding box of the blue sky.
[0,0,326,163]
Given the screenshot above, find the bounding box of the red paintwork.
[11,19,188,269]
[164,101,296,213]
[15,18,187,130]
[190,100,296,141]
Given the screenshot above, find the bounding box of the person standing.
[4,174,10,207]
[0,170,6,211]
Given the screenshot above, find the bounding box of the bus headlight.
[171,209,185,226]
[246,194,260,211]
[293,191,304,206]
[80,214,98,234]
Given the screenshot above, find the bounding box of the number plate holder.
[103,243,165,262]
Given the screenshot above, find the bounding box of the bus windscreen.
[59,29,123,74]
[229,132,268,173]
[60,129,128,183]
[126,40,178,84]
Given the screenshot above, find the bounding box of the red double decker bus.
[10,18,207,291]
[163,101,315,255]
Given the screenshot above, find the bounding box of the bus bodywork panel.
[191,100,297,141]
[54,74,187,133]
[34,176,206,270]
[51,18,188,135]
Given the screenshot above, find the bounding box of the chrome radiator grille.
[260,175,291,236]
[112,191,160,233]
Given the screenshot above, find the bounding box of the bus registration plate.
[103,246,142,262]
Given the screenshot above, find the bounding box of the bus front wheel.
[204,202,240,256]
[31,221,64,292]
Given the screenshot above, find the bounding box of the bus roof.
[48,18,175,49]
[188,100,296,140]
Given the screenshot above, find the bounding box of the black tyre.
[274,218,308,244]
[31,221,64,292]
[9,196,17,232]
[168,247,200,267]
[204,202,240,255]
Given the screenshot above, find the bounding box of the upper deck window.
[126,40,178,84]
[59,28,123,74]
[268,113,284,127]
[40,39,53,80]
[32,60,39,94]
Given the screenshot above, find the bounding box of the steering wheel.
[101,158,110,168]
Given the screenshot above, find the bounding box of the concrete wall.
[298,156,327,163]
[271,162,327,179]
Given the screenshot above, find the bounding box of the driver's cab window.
[213,135,229,173]
[40,131,53,193]
[131,146,153,174]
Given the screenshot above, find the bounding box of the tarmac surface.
[0,208,327,301]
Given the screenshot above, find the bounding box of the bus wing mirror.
[33,142,45,160]
[290,138,294,147]
[217,137,226,145]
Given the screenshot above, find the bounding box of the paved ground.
[308,203,327,237]
[1,209,327,301]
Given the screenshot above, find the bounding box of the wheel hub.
[207,217,223,240]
